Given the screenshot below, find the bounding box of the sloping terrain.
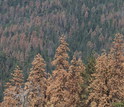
[0,0,124,101]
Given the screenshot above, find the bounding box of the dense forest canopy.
[0,34,124,107]
[0,0,124,105]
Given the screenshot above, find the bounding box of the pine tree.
[46,36,70,107]
[1,66,24,107]
[51,36,70,70]
[87,52,111,107]
[65,55,85,107]
[108,33,124,104]
[24,53,47,107]
[10,66,24,88]
[87,33,124,107]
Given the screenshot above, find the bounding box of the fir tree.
[87,33,124,107]
[85,55,96,84]
[65,55,85,106]
[1,66,24,107]
[87,52,112,107]
[51,36,70,70]
[24,53,47,107]
[108,33,124,104]
[46,36,70,107]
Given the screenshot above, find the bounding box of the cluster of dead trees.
[0,34,124,107]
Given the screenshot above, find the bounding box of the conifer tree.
[10,66,24,88]
[85,55,96,84]
[46,36,70,107]
[24,53,47,107]
[87,52,111,107]
[65,55,85,107]
[51,36,70,70]
[1,66,24,107]
[1,82,18,107]
[87,33,124,107]
[84,55,96,106]
[108,33,124,104]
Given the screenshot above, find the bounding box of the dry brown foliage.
[24,54,47,107]
[65,55,85,107]
[46,36,70,107]
[1,66,24,107]
[87,33,124,107]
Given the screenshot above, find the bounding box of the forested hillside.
[0,35,124,107]
[0,0,124,103]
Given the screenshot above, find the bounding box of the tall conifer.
[46,36,70,107]
[108,33,124,104]
[87,33,124,107]
[65,55,85,106]
[25,53,47,107]
[1,66,24,107]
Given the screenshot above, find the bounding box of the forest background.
[0,0,124,103]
